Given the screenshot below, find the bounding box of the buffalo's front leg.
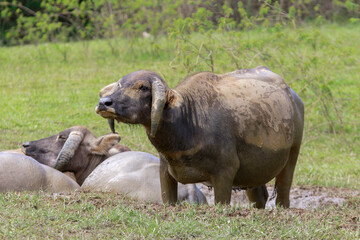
[213,182,233,204]
[212,156,240,204]
[159,155,178,204]
[211,171,237,204]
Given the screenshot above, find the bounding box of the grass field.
[0,23,359,238]
[0,191,359,239]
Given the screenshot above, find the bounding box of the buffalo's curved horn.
[151,77,166,137]
[99,82,117,98]
[54,131,84,170]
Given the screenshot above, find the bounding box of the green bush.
[1,0,359,46]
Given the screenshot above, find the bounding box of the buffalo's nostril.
[98,97,113,112]
[100,97,113,107]
[22,142,30,148]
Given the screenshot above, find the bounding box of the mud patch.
[197,185,360,210]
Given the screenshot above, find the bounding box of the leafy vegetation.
[1,0,360,45]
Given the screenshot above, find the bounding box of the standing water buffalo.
[96,66,304,208]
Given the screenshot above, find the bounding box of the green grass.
[0,23,359,238]
[0,191,359,239]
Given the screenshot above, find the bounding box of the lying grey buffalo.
[82,151,207,204]
[22,126,207,204]
[96,66,304,208]
[22,126,130,185]
[0,153,80,192]
[1,149,23,154]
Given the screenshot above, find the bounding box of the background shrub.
[1,0,359,45]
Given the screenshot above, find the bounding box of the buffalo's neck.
[148,95,206,155]
[75,155,106,185]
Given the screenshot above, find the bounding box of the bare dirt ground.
[197,185,360,210]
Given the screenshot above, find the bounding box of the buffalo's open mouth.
[95,104,116,115]
[95,106,118,133]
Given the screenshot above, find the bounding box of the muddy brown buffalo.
[96,66,304,208]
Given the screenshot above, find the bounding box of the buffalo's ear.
[91,134,121,155]
[166,89,183,108]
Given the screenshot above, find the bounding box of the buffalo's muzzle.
[96,97,113,113]
[21,142,29,154]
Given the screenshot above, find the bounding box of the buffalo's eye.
[57,135,67,141]
[138,85,149,91]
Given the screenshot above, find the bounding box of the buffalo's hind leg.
[275,145,300,208]
[246,185,268,209]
